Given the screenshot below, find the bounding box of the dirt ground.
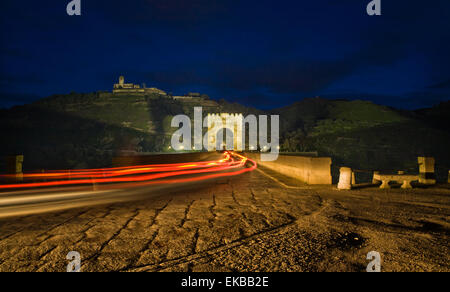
[0,167,449,272]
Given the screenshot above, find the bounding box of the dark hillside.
[275,98,450,181]
[0,92,449,181]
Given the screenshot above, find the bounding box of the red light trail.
[0,152,257,190]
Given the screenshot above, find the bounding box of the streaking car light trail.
[0,153,233,180]
[0,152,257,190]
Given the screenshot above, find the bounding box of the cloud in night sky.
[0,0,449,109]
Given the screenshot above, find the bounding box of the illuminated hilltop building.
[113,76,167,95]
[112,76,209,100]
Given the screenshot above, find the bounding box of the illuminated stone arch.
[206,113,243,151]
[215,128,235,150]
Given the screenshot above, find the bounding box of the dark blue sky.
[1,0,449,109]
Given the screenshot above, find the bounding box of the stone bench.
[373,173,419,189]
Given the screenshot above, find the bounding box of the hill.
[0,92,262,170]
[0,92,449,181]
[275,98,450,180]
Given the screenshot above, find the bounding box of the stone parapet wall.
[246,153,332,185]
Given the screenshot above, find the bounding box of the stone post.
[338,167,352,190]
[418,157,436,185]
[372,171,381,184]
[6,155,24,182]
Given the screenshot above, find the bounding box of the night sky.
[1,0,449,109]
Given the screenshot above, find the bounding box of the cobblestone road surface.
[0,168,449,272]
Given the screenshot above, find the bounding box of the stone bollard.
[372,171,381,184]
[6,155,24,182]
[338,167,352,190]
[418,157,436,185]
